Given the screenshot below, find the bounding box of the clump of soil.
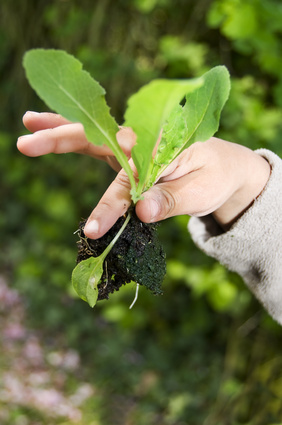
[76,210,166,301]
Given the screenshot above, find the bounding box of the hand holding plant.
[19,114,270,233]
[19,48,234,307]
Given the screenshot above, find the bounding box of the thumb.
[136,184,179,223]
[135,170,215,223]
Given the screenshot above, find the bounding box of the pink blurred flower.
[23,336,44,367]
[4,323,26,340]
[0,278,21,309]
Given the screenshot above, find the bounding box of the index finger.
[84,169,133,239]
[17,122,115,158]
[23,111,71,132]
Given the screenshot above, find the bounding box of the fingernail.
[18,134,33,140]
[26,111,40,115]
[84,220,99,236]
[149,199,159,221]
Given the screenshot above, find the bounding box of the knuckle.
[191,140,203,151]
[99,198,117,211]
[48,129,60,152]
[189,140,205,156]
[115,171,131,189]
[158,188,177,219]
[190,140,212,159]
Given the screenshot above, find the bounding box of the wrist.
[213,153,271,230]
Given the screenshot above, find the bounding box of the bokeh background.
[1,0,282,424]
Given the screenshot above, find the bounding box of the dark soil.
[76,210,166,301]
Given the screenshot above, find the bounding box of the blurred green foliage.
[1,0,282,423]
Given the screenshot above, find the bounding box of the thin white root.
[129,283,140,309]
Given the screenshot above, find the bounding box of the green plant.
[23,48,230,307]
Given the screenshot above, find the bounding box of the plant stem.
[108,143,137,195]
[100,210,132,260]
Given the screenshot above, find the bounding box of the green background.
[1,0,282,424]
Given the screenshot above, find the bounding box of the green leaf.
[153,103,189,166]
[23,49,118,146]
[71,212,132,307]
[183,66,230,142]
[23,49,137,192]
[72,256,103,307]
[149,66,230,186]
[124,78,203,198]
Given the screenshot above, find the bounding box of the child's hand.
[17,111,271,239]
[17,111,136,172]
[84,138,271,237]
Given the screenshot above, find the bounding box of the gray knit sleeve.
[188,149,282,324]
